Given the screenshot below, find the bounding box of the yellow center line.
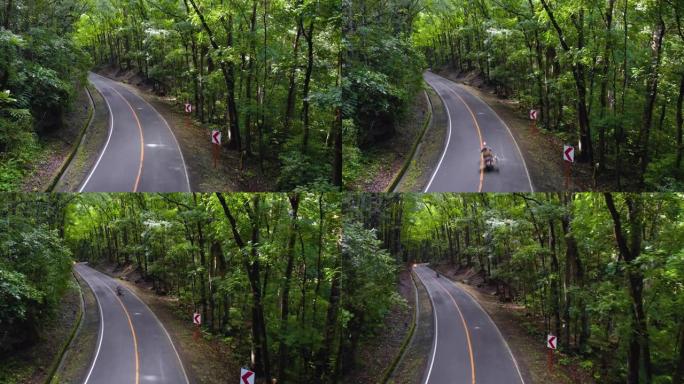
[108,86,145,192]
[446,86,485,192]
[105,284,140,384]
[435,276,476,384]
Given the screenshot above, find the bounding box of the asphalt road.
[423,71,533,192]
[75,263,189,384]
[414,264,525,384]
[80,72,190,192]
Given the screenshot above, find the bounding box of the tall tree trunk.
[278,193,300,381]
[301,19,315,151]
[637,17,666,188]
[604,193,653,384]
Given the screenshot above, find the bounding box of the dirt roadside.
[20,83,93,192]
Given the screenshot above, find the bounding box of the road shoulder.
[395,87,447,192]
[54,83,110,192]
[52,268,100,384]
[387,268,434,384]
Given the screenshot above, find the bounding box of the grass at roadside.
[347,91,429,191]
[387,269,433,384]
[395,88,446,192]
[54,83,109,192]
[15,83,92,192]
[341,269,415,384]
[52,270,99,384]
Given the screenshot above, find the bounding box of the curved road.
[423,71,533,192]
[75,263,189,384]
[80,72,190,192]
[414,264,525,384]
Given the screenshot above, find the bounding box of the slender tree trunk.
[278,193,300,381]
[637,17,666,188]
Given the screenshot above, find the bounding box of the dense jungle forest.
[0,0,90,189]
[0,193,400,383]
[344,0,684,190]
[346,192,684,384]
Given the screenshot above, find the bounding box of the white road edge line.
[416,266,439,384]
[93,72,192,192]
[424,75,453,192]
[450,79,535,192]
[79,74,115,192]
[76,265,105,384]
[446,278,527,384]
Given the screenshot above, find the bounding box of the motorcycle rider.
[116,285,123,296]
[481,141,494,167]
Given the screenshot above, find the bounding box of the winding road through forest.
[423,71,533,192]
[75,263,189,384]
[414,264,525,384]
[80,73,190,192]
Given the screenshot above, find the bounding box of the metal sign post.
[184,103,192,130]
[211,130,221,169]
[563,145,574,189]
[547,334,557,373]
[529,109,539,134]
[193,312,201,341]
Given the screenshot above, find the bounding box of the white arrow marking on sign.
[240,368,255,384]
[193,312,201,325]
[547,334,557,350]
[211,130,221,145]
[563,145,574,163]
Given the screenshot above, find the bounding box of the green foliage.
[0,194,73,355]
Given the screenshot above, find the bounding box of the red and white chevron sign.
[184,103,192,113]
[211,130,221,145]
[193,312,201,325]
[529,109,538,120]
[563,145,574,163]
[547,334,557,350]
[240,368,255,384]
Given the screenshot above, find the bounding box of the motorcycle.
[483,154,497,171]
[116,286,123,296]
